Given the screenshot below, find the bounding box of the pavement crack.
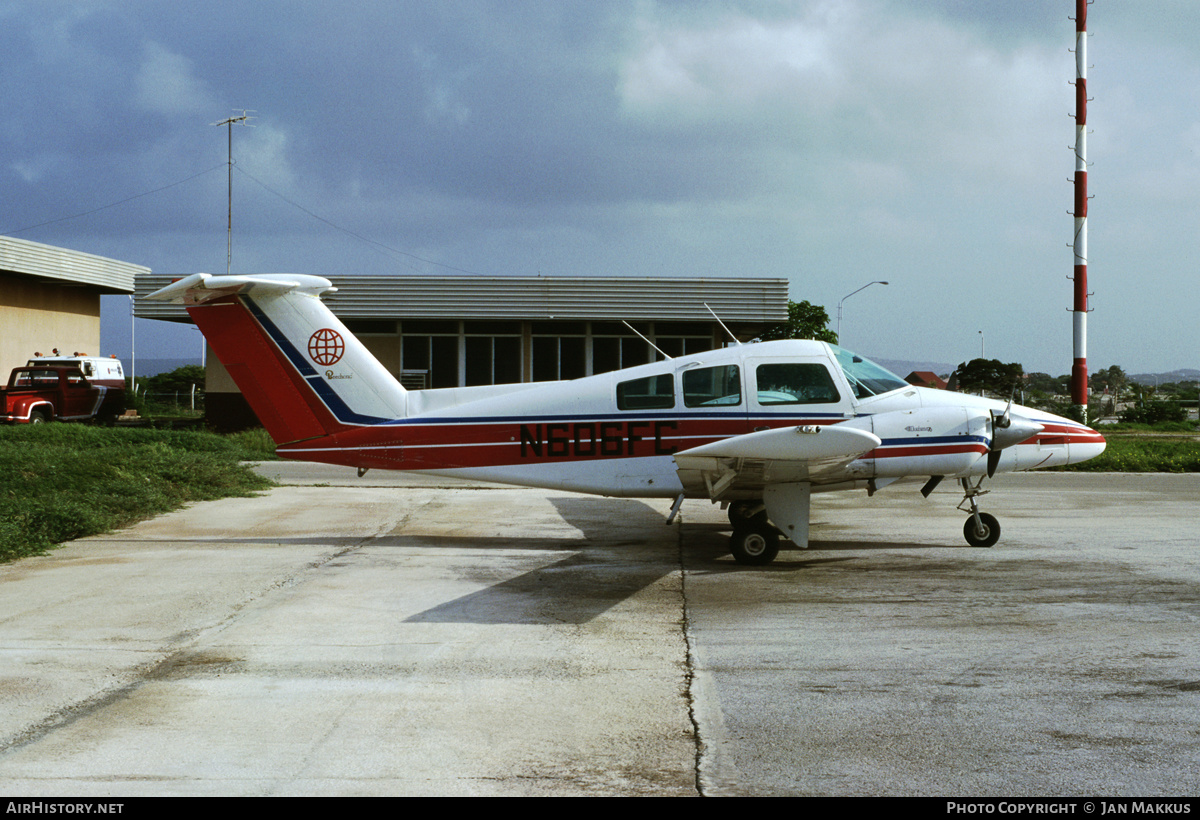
[677,515,706,797]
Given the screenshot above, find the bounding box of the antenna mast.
[1070,3,1091,421]
[212,110,254,274]
[704,303,742,346]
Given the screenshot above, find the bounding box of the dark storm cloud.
[0,1,1196,374]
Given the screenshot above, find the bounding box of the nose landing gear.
[958,477,1001,548]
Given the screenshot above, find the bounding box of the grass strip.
[1062,434,1200,473]
[0,425,274,563]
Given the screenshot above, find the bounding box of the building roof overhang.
[1,236,144,294]
[135,273,789,326]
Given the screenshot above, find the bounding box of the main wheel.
[963,512,1000,548]
[730,525,780,566]
[28,409,47,424]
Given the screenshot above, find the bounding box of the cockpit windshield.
[831,346,909,399]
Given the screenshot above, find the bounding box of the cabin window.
[755,363,841,404]
[616,374,675,410]
[683,365,741,407]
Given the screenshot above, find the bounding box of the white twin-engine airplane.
[148,273,1106,566]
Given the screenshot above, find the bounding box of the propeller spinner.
[986,401,1043,477]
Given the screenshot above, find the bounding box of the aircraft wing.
[673,424,880,499]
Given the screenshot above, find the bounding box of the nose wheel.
[958,478,1001,548]
[963,511,1000,548]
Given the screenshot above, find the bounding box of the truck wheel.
[28,409,48,424]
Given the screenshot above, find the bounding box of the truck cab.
[1,361,125,424]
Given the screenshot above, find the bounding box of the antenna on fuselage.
[704,303,742,346]
[622,321,672,359]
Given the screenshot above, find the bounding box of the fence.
[131,384,205,414]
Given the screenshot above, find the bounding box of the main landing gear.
[727,501,780,565]
[958,477,1001,548]
[722,478,1002,565]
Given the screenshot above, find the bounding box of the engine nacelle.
[845,407,990,478]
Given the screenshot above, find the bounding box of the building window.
[344,319,397,335]
[532,323,585,381]
[655,322,713,359]
[532,335,586,382]
[466,335,522,386]
[463,322,521,386]
[592,322,654,375]
[401,321,459,389]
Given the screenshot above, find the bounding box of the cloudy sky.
[2,1,1196,376]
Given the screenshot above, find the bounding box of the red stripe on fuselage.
[867,443,989,460]
[1022,421,1106,448]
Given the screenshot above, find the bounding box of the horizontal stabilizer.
[145,273,336,304]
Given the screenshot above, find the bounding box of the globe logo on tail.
[308,328,345,366]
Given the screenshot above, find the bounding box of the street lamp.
[836,280,889,342]
[978,330,985,358]
[128,295,136,388]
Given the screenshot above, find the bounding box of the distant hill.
[1129,369,1200,385]
[869,357,1199,387]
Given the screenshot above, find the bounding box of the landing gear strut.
[958,477,1001,548]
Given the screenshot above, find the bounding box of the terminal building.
[135,274,790,430]
[1,235,142,376]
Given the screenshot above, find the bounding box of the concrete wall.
[0,272,102,376]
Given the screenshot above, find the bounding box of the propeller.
[985,400,1043,477]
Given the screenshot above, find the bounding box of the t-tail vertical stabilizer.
[145,273,408,444]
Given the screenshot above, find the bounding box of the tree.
[759,300,838,344]
[951,358,1024,398]
[1025,372,1067,395]
[1120,398,1187,424]
[144,364,206,395]
[1090,365,1127,398]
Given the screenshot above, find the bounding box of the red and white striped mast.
[1070,0,1091,420]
